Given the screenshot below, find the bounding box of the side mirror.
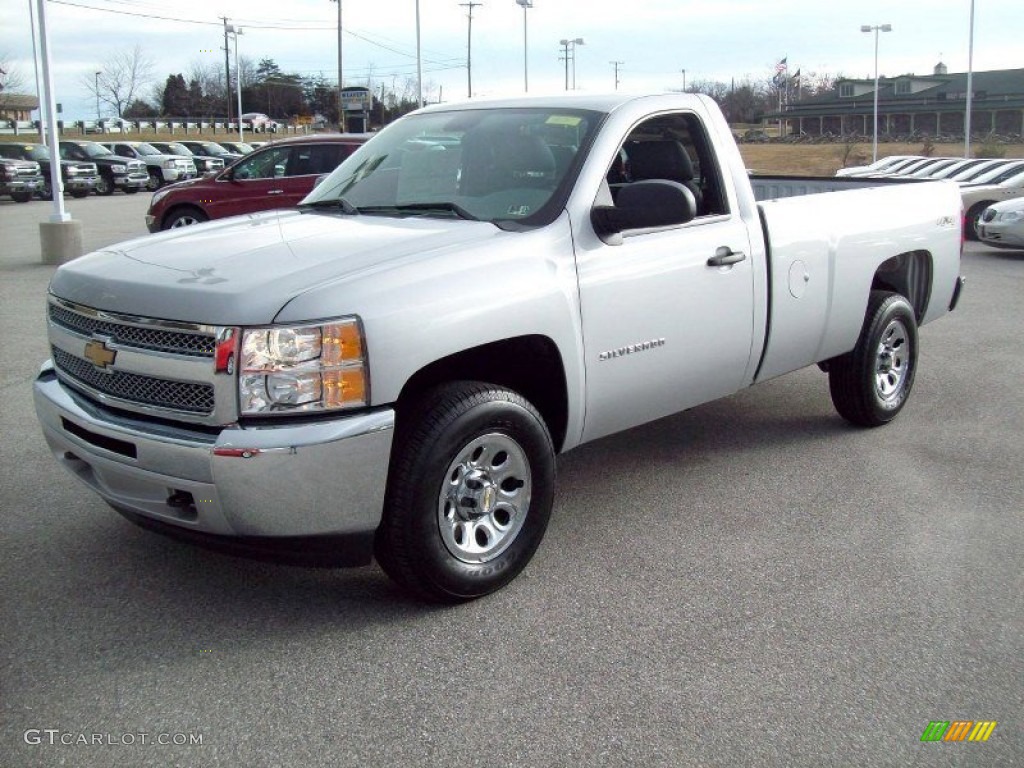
[591,180,696,240]
[273,163,286,178]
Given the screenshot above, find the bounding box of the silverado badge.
[83,339,117,369]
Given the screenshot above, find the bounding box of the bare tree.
[82,45,154,117]
[0,54,28,108]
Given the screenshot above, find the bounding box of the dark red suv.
[145,133,369,231]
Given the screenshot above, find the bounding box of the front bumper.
[978,223,1024,250]
[2,179,41,194]
[34,363,395,563]
[65,176,98,192]
[161,168,195,182]
[115,172,149,190]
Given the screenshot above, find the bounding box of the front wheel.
[965,201,993,241]
[95,174,113,196]
[162,206,208,230]
[828,291,918,427]
[12,190,32,203]
[375,382,555,602]
[146,171,163,191]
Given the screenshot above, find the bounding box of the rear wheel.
[828,291,918,427]
[375,382,555,602]
[162,206,208,230]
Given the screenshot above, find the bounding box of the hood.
[49,209,504,326]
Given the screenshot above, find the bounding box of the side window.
[605,112,729,218]
[287,145,343,176]
[232,147,291,180]
[115,146,133,157]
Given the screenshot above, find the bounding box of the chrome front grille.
[49,303,216,357]
[53,348,214,414]
[47,297,235,425]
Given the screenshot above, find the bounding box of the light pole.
[964,0,975,156]
[681,68,686,92]
[94,71,100,121]
[226,25,244,141]
[515,0,532,93]
[861,23,892,164]
[330,0,345,131]
[415,0,423,106]
[559,38,584,90]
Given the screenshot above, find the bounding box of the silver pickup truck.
[34,94,965,601]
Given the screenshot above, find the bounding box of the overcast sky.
[2,0,1020,120]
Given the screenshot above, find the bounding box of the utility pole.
[516,0,532,92]
[460,2,482,98]
[222,17,232,125]
[610,60,623,90]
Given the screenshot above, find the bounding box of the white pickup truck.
[34,94,965,601]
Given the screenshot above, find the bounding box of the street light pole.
[228,27,244,142]
[681,68,686,92]
[559,38,584,90]
[330,0,345,132]
[94,71,100,121]
[516,0,532,93]
[415,0,423,106]
[964,0,975,157]
[861,23,892,164]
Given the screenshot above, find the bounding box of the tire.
[146,170,163,191]
[124,186,139,194]
[38,178,53,200]
[162,206,208,230]
[375,382,555,602]
[12,190,32,203]
[95,174,114,196]
[964,201,993,242]
[70,190,89,199]
[828,291,918,427]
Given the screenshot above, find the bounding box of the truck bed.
[749,173,934,201]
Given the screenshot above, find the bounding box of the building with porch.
[0,94,40,123]
[766,65,1024,138]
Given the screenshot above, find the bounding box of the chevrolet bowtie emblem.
[84,339,117,369]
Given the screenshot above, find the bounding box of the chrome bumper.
[34,362,395,542]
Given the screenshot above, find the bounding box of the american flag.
[775,57,788,73]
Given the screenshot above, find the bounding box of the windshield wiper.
[299,197,360,215]
[356,202,478,221]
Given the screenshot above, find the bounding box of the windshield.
[199,143,232,156]
[78,142,115,158]
[26,145,51,161]
[229,143,255,154]
[134,143,163,156]
[158,143,191,156]
[303,107,602,228]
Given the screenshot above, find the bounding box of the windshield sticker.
[507,205,531,216]
[545,115,582,126]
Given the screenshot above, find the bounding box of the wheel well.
[871,250,932,323]
[395,335,569,451]
[162,204,206,229]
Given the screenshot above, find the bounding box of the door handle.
[707,247,747,267]
[267,190,284,195]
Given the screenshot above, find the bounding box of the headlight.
[66,167,79,175]
[162,159,176,169]
[999,211,1022,223]
[238,318,367,415]
[112,164,126,173]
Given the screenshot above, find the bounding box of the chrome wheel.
[95,175,112,195]
[438,433,531,564]
[146,171,162,191]
[874,318,909,402]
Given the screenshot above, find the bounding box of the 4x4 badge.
[83,339,116,369]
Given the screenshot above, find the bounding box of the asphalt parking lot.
[1,194,1021,767]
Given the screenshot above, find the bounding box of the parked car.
[148,141,225,176]
[58,140,148,195]
[241,112,280,132]
[0,157,43,202]
[218,141,255,155]
[977,198,1024,250]
[146,133,368,230]
[101,140,198,191]
[38,94,964,601]
[84,116,132,134]
[177,140,244,166]
[835,155,920,177]
[960,167,1024,240]
[946,159,1015,183]
[0,142,98,199]
[957,159,1024,187]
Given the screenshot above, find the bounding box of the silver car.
[978,198,1024,251]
